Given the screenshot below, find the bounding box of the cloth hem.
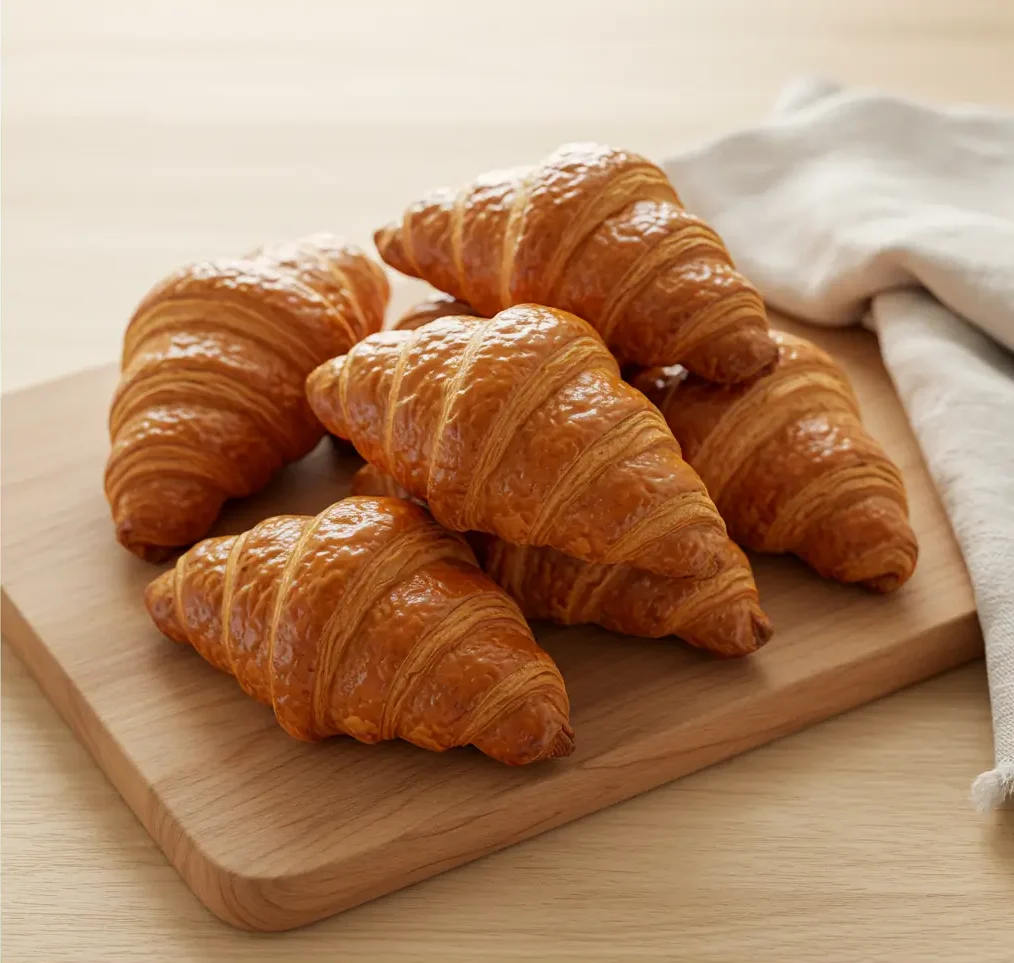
[971,765,1014,811]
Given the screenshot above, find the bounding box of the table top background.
[3,1,1013,959]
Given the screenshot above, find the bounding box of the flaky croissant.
[145,496,573,765]
[306,304,728,580]
[632,331,919,592]
[351,465,772,658]
[106,234,389,560]
[375,142,777,382]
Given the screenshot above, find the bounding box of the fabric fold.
[664,78,1014,807]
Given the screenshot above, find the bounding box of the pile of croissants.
[107,143,919,766]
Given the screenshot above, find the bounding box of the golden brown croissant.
[632,331,919,592]
[393,292,478,330]
[306,303,728,580]
[351,465,772,658]
[375,142,777,382]
[145,496,573,765]
[106,234,389,561]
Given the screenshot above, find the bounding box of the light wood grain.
[5,0,1014,396]
[4,650,1013,963]
[0,312,984,930]
[4,0,1014,957]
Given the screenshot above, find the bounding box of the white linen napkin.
[664,78,1014,809]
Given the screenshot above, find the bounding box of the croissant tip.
[305,357,350,438]
[680,323,781,384]
[472,714,574,765]
[699,607,774,659]
[373,221,420,279]
[751,610,775,650]
[144,569,188,643]
[116,517,176,563]
[751,346,781,382]
[304,358,329,395]
[539,724,576,761]
[373,221,399,259]
[834,513,919,594]
[859,563,915,594]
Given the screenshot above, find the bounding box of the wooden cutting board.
[0,315,981,932]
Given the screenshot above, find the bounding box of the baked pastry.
[392,292,478,330]
[306,303,728,580]
[106,234,388,560]
[632,331,919,592]
[351,465,772,658]
[145,496,574,765]
[374,142,777,381]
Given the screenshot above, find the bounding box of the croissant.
[145,496,573,765]
[393,292,478,330]
[351,465,772,658]
[374,142,777,382]
[631,331,919,592]
[106,234,389,560]
[306,303,728,580]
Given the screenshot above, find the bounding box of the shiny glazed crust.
[374,142,777,381]
[351,465,771,658]
[632,331,919,592]
[144,496,573,765]
[106,234,390,561]
[306,304,728,581]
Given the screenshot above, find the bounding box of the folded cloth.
[664,78,1014,809]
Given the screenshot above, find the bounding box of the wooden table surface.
[3,1,1013,959]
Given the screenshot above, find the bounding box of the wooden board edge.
[2,583,981,931]
[0,361,116,407]
[232,609,986,931]
[1,590,262,930]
